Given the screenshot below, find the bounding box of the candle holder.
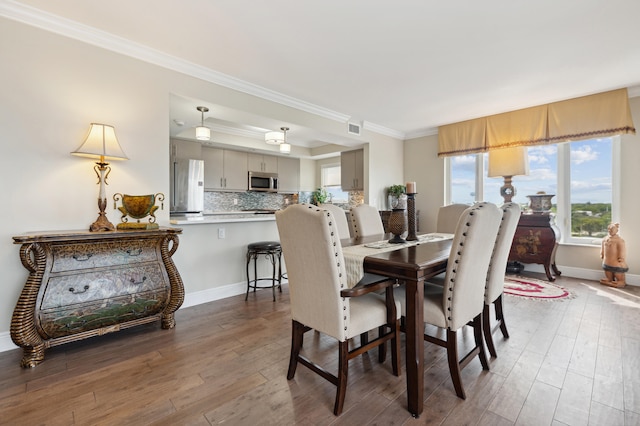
[406,192,418,241]
[388,208,407,244]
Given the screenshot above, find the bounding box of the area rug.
[504,276,576,301]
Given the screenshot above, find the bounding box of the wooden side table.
[508,212,561,281]
[11,228,184,367]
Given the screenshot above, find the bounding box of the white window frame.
[445,136,620,246]
[321,163,348,203]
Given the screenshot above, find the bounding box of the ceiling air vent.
[347,121,361,136]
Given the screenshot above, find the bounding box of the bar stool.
[246,241,283,301]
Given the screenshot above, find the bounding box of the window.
[321,164,349,203]
[446,136,619,245]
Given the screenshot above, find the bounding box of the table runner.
[342,233,454,287]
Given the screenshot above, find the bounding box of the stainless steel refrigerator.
[170,158,204,213]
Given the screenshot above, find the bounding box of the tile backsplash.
[204,190,363,212]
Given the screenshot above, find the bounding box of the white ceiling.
[6,0,640,147]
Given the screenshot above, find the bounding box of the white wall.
[0,18,404,343]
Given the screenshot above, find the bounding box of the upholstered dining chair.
[436,203,470,234]
[483,202,521,358]
[319,203,351,238]
[350,204,385,238]
[275,204,401,415]
[394,202,502,399]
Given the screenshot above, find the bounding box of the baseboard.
[0,279,289,354]
[515,264,639,286]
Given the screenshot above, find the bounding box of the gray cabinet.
[170,139,201,160]
[248,153,278,173]
[341,149,364,190]
[202,147,248,191]
[278,156,300,193]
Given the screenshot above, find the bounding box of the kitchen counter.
[170,211,277,225]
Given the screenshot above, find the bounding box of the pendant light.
[279,127,291,154]
[195,106,210,141]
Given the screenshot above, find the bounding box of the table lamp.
[72,123,128,231]
[488,146,529,203]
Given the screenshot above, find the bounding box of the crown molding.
[362,121,405,140]
[0,0,401,132]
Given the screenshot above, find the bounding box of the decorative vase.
[388,194,407,210]
[388,208,407,244]
[527,193,555,212]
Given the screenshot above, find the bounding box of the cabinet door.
[353,149,364,190]
[170,139,202,160]
[262,155,278,173]
[201,147,224,190]
[223,150,248,191]
[248,153,278,173]
[247,153,264,172]
[277,157,300,193]
[341,149,364,190]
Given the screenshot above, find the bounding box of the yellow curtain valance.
[438,88,636,157]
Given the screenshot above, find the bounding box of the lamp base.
[90,197,115,232]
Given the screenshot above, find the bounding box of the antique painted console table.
[11,228,184,367]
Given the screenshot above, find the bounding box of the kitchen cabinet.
[508,212,561,281]
[202,147,248,191]
[170,138,201,160]
[341,149,364,191]
[277,156,300,193]
[11,228,184,367]
[248,153,278,173]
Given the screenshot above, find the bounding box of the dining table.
[341,233,453,418]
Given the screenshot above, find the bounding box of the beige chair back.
[276,204,351,341]
[319,203,351,238]
[437,204,470,234]
[485,203,521,304]
[442,202,501,330]
[350,204,384,238]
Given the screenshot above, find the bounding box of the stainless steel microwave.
[248,171,278,192]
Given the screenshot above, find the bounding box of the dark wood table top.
[342,233,452,282]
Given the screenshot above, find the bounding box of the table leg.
[404,278,424,417]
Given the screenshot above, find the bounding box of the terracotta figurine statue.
[600,222,628,288]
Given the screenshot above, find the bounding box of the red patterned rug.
[504,276,575,301]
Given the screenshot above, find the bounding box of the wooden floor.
[2,273,640,425]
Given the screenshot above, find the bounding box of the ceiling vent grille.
[347,121,361,136]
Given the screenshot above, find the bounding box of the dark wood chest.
[508,212,561,281]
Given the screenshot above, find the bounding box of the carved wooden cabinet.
[11,228,184,367]
[508,213,561,281]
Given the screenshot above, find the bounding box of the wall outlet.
[233,198,238,205]
[218,227,225,239]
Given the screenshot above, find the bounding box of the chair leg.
[483,304,498,358]
[287,320,305,380]
[377,326,387,363]
[391,321,401,377]
[495,294,510,338]
[473,314,490,370]
[446,329,466,400]
[245,252,252,301]
[360,332,369,347]
[269,252,276,302]
[334,340,349,416]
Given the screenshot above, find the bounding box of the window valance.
[438,88,636,157]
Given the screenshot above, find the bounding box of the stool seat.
[246,241,283,301]
[248,241,281,251]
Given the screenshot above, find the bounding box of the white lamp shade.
[488,146,529,177]
[280,143,291,154]
[196,125,210,141]
[265,131,285,144]
[71,123,128,161]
